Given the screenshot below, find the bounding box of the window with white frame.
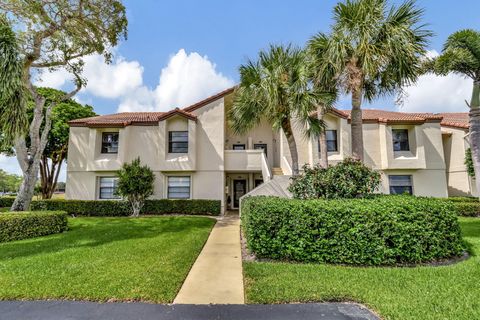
[167,176,191,199]
[101,132,119,154]
[99,177,120,199]
[392,129,409,151]
[168,131,188,153]
[389,175,413,195]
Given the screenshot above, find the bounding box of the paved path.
[0,301,378,320]
[173,212,244,304]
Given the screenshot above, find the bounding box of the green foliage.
[30,199,221,216]
[116,157,155,216]
[241,196,465,265]
[0,211,67,243]
[0,15,26,145]
[0,196,15,207]
[465,148,475,177]
[308,0,431,101]
[0,169,21,193]
[436,197,480,217]
[289,158,381,199]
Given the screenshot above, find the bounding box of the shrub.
[289,158,381,199]
[0,211,68,243]
[30,199,221,216]
[241,196,465,266]
[0,196,15,208]
[116,157,155,217]
[442,197,480,217]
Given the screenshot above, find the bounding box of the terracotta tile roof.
[69,112,168,127]
[338,109,443,124]
[70,87,235,127]
[437,112,470,129]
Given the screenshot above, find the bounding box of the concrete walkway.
[174,212,244,304]
[0,301,379,320]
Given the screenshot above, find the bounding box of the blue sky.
[36,0,479,115]
[1,0,478,177]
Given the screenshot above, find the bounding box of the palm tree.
[0,15,26,147]
[308,0,431,161]
[230,44,332,175]
[431,29,480,195]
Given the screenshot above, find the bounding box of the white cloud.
[33,49,234,113]
[34,54,144,100]
[118,49,235,112]
[398,50,472,113]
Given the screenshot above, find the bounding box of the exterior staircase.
[272,167,284,176]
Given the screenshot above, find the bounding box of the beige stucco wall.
[442,127,477,197]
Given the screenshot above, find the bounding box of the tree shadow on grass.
[0,216,214,261]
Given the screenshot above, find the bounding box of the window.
[392,129,409,151]
[99,177,120,199]
[389,175,413,195]
[254,144,267,157]
[168,176,191,199]
[168,131,188,153]
[233,144,246,150]
[318,130,338,152]
[101,132,119,154]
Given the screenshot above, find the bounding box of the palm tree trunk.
[351,85,364,161]
[469,79,480,198]
[282,118,300,176]
[317,106,328,168]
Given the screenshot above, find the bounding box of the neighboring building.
[66,87,475,212]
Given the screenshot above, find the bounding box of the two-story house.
[66,87,476,212]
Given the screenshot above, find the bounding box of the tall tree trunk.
[351,85,364,161]
[282,118,300,176]
[11,90,52,211]
[469,79,480,198]
[40,151,65,199]
[317,106,328,168]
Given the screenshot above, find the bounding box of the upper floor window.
[389,175,413,195]
[101,132,119,154]
[233,144,246,150]
[99,177,120,199]
[254,144,267,157]
[168,131,188,153]
[392,129,409,151]
[318,130,338,152]
[167,176,191,199]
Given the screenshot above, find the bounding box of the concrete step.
[272,167,284,175]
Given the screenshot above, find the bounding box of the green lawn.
[244,217,480,320]
[0,216,215,303]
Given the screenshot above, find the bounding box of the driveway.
[0,301,378,320]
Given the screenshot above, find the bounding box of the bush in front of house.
[288,158,381,199]
[0,211,68,243]
[241,196,465,266]
[30,199,221,216]
[441,197,480,217]
[116,157,155,217]
[0,197,16,208]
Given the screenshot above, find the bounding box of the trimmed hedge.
[0,197,15,208]
[241,196,465,266]
[0,211,68,243]
[30,199,221,216]
[444,197,480,217]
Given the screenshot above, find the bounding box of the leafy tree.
[116,158,155,217]
[0,15,26,148]
[308,0,431,161]
[0,0,128,211]
[430,30,480,197]
[288,158,381,199]
[230,44,333,175]
[35,88,96,199]
[0,169,22,194]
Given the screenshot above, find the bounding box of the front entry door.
[233,180,247,209]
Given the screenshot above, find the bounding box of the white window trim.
[165,175,192,199]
